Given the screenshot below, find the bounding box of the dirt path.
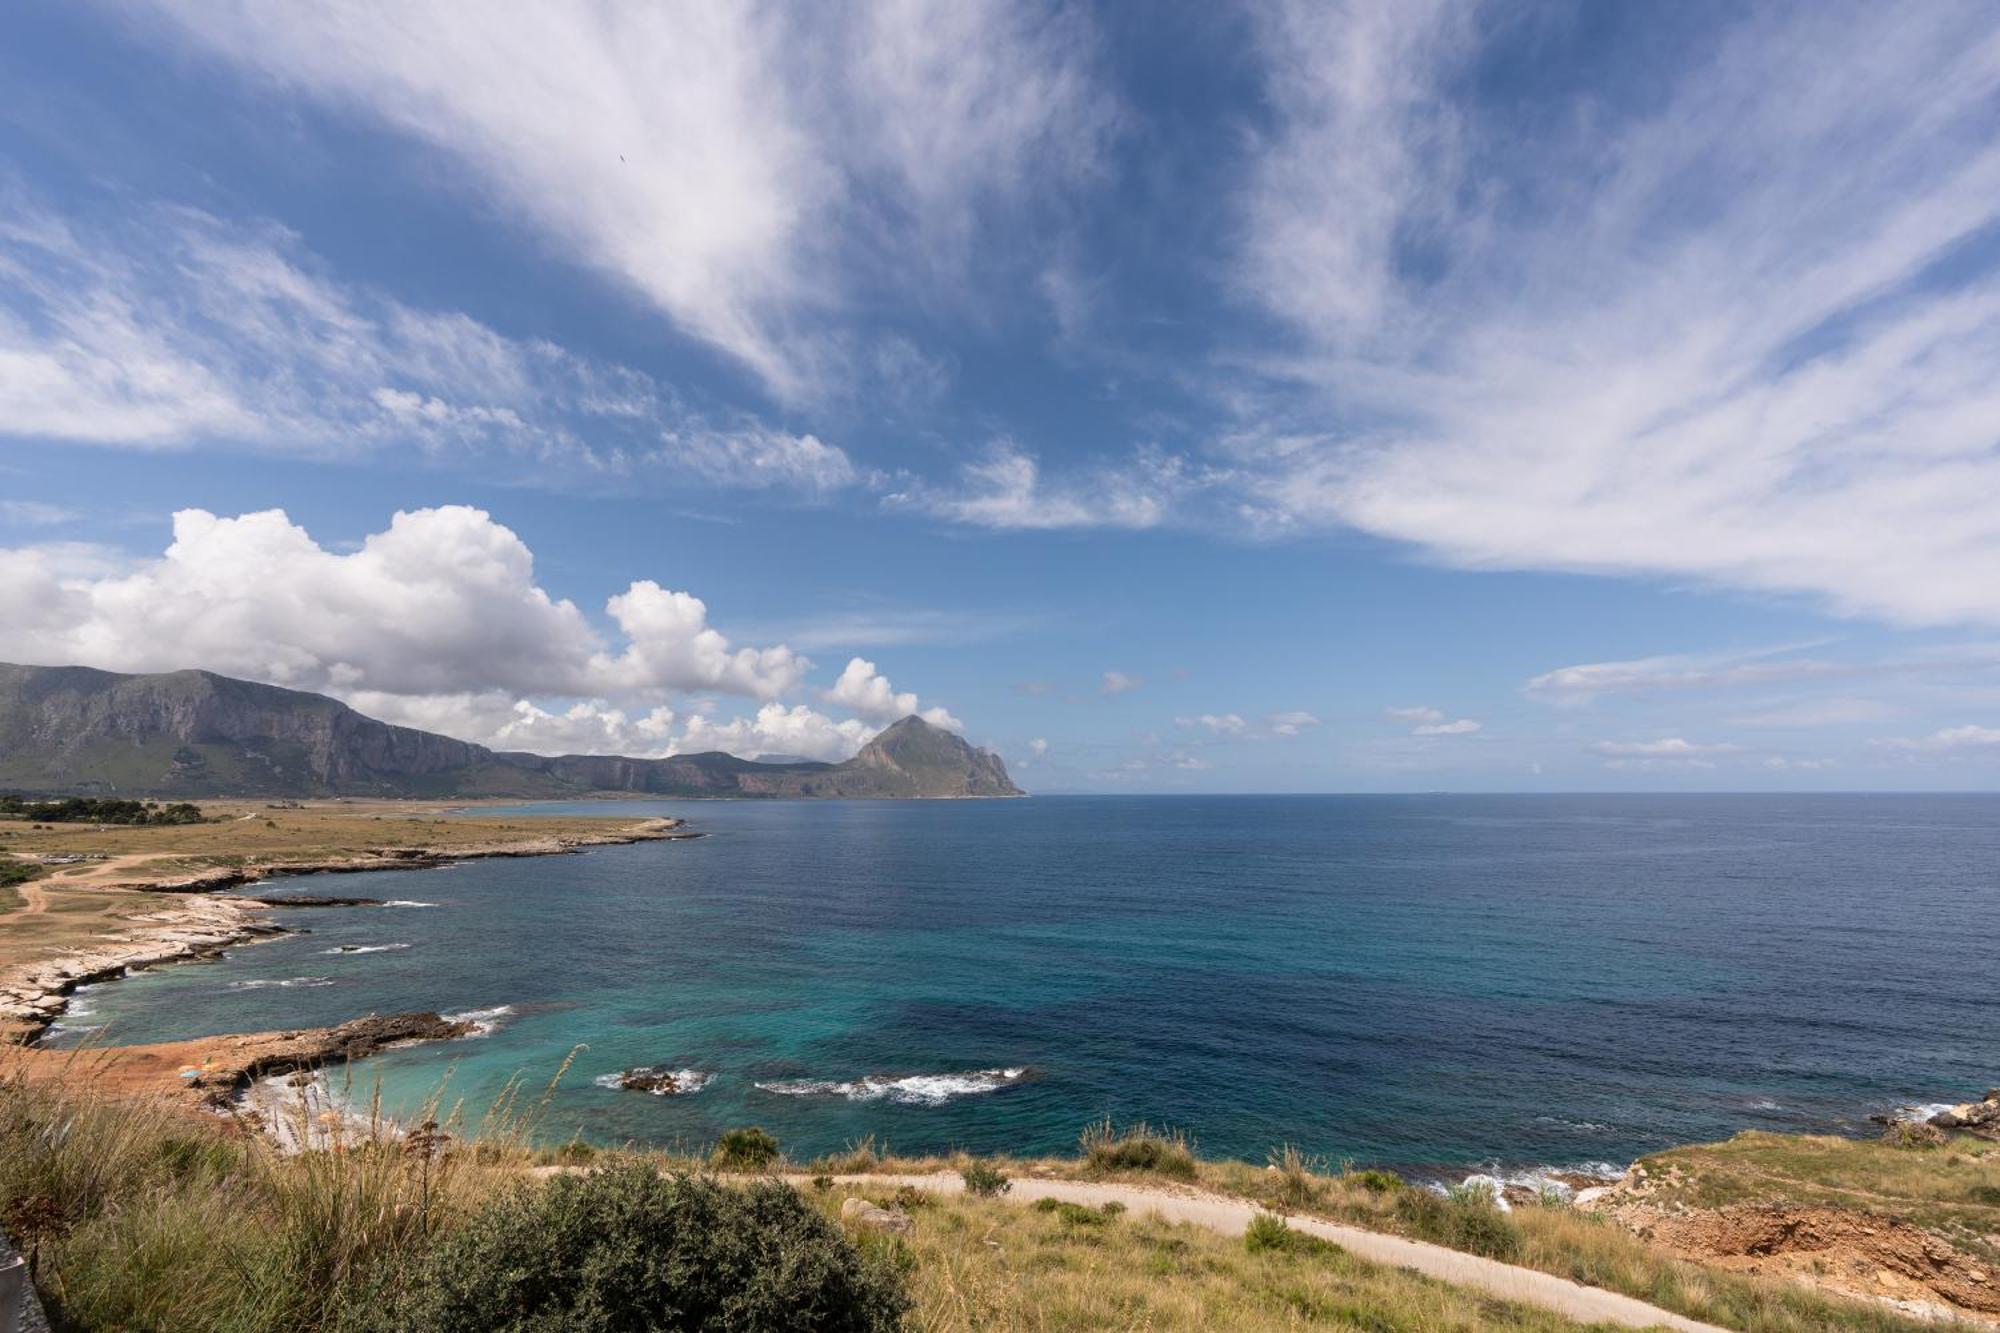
[815,1172,1726,1332]
[0,881,50,924]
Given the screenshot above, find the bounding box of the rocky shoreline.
[0,816,688,1043]
[0,893,282,1043]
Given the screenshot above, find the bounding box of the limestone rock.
[840,1198,913,1234]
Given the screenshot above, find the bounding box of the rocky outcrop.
[0,893,281,1043]
[221,1011,476,1098]
[1929,1090,2000,1139]
[0,663,1023,799]
[839,1198,913,1234]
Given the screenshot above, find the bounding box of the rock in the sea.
[619,1066,689,1095]
[1928,1090,2000,1138]
[839,1198,913,1234]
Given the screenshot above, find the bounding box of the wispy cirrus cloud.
[1225,1,2000,628]
[113,0,1116,399]
[1872,724,2000,754]
[888,442,1209,531]
[0,194,854,494]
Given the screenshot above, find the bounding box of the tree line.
[0,796,206,825]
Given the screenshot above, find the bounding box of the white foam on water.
[755,1067,1028,1107]
[443,1004,514,1037]
[321,943,411,955]
[595,1067,715,1095]
[1894,1101,1956,1123]
[229,976,334,990]
[381,900,437,909]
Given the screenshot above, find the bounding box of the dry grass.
[826,1183,1606,1332]
[0,799,662,886]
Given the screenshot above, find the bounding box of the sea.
[46,794,2000,1177]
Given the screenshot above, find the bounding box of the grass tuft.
[1079,1117,1198,1181]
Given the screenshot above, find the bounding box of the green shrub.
[1079,1118,1197,1181]
[1033,1198,1114,1227]
[1393,1186,1521,1260]
[1345,1168,1404,1195]
[354,1166,906,1332]
[961,1160,1011,1198]
[711,1126,781,1171]
[1245,1212,1340,1257]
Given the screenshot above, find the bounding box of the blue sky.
[5,1,2000,791]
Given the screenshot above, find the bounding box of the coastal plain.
[0,800,686,1042]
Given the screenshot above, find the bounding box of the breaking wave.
[381,900,437,909]
[755,1067,1028,1107]
[443,1004,513,1037]
[229,976,334,990]
[321,943,411,955]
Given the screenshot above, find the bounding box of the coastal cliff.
[0,663,1022,800]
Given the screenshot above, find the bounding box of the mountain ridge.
[0,663,1023,800]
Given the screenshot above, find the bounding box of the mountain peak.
[854,715,1022,797]
[0,663,1023,800]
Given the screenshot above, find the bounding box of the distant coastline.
[0,805,689,1044]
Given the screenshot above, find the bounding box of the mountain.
[0,663,1023,800]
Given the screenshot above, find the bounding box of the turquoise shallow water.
[51,794,2000,1172]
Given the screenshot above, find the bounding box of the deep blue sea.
[50,795,2000,1174]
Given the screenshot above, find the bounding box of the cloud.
[1101,670,1143,695]
[1388,704,1477,736]
[1590,738,1743,759]
[0,503,989,763]
[0,195,855,493]
[119,0,1114,397]
[0,501,80,527]
[1267,711,1321,737]
[0,505,805,702]
[890,442,1201,531]
[676,703,875,761]
[351,690,680,759]
[775,608,1035,651]
[1523,649,1842,700]
[1177,710,1321,740]
[1728,698,1896,729]
[1230,2,2000,627]
[1873,724,2000,753]
[1762,756,1836,771]
[825,656,961,729]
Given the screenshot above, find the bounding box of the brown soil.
[1620,1203,2000,1321]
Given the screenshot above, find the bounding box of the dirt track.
[796,1171,1727,1331]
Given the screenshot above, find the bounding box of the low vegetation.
[350,1165,906,1332]
[1079,1117,1198,1180]
[0,1062,1971,1333]
[0,796,205,826]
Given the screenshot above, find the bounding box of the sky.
[4,1,2000,792]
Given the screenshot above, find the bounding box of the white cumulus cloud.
[825,656,961,729]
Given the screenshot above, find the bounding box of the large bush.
[356,1166,906,1333]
